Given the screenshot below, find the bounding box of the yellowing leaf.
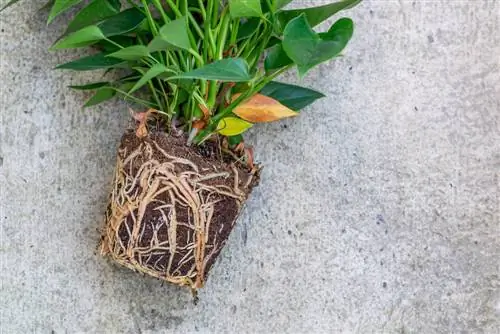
[217,117,253,136]
[232,93,298,123]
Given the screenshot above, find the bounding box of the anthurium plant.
[2,0,361,293]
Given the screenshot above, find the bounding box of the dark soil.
[101,130,259,289]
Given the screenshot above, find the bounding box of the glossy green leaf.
[236,18,260,41]
[282,15,353,76]
[129,64,176,93]
[97,8,145,37]
[260,81,325,111]
[148,18,191,52]
[266,36,281,48]
[173,58,251,82]
[47,0,83,23]
[56,53,125,71]
[97,35,136,52]
[217,117,253,136]
[107,0,120,10]
[84,87,116,107]
[264,43,292,71]
[116,81,136,92]
[277,0,360,30]
[0,0,21,13]
[64,0,120,34]
[229,0,262,18]
[228,134,243,147]
[107,45,149,60]
[52,25,105,49]
[69,81,109,90]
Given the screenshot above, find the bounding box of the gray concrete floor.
[1,0,499,333]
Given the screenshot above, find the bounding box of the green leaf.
[107,0,120,10]
[129,63,175,93]
[84,87,116,107]
[107,45,149,60]
[266,36,281,48]
[148,18,191,52]
[282,15,353,76]
[97,8,145,37]
[173,58,251,82]
[228,134,243,147]
[236,18,260,42]
[52,25,105,49]
[0,0,22,13]
[229,0,262,18]
[56,53,125,71]
[277,0,360,30]
[47,0,83,24]
[64,0,121,35]
[69,82,109,90]
[264,43,292,71]
[97,35,136,52]
[217,117,253,136]
[260,81,325,111]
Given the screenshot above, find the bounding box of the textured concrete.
[1,0,499,333]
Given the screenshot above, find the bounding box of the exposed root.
[100,134,255,290]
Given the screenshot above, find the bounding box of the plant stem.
[229,18,239,47]
[148,81,165,113]
[188,49,204,67]
[188,13,204,40]
[207,81,218,110]
[216,9,230,59]
[114,88,159,108]
[151,0,169,23]
[211,0,220,29]
[165,0,183,17]
[140,0,159,35]
[196,0,206,20]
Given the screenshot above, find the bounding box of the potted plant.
[2,0,361,294]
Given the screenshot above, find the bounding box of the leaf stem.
[140,0,159,35]
[165,0,182,18]
[151,0,170,23]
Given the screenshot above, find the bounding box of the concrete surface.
[1,0,499,333]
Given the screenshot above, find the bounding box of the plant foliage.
[2,0,361,145]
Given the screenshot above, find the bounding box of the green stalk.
[196,0,207,20]
[206,8,230,109]
[187,49,204,67]
[156,78,170,114]
[188,13,205,40]
[203,2,216,60]
[151,0,169,23]
[179,0,188,15]
[140,0,159,35]
[148,81,165,114]
[241,22,265,60]
[165,0,183,17]
[206,82,218,110]
[229,19,239,47]
[248,25,272,70]
[211,0,220,29]
[216,9,230,59]
[114,88,159,109]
